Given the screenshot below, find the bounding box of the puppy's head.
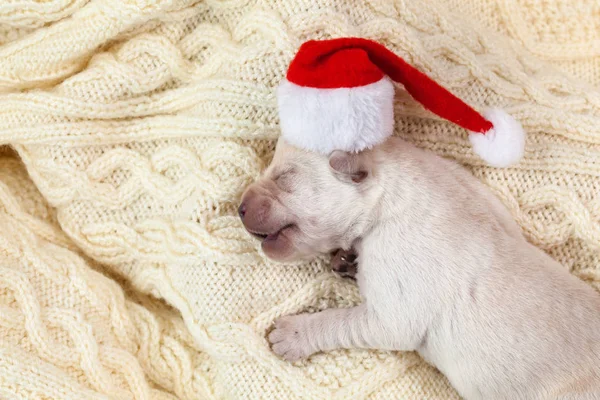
[239,138,378,262]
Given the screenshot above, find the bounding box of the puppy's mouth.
[248,224,295,242]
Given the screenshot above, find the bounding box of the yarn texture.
[0,0,599,399]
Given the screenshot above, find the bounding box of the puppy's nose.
[238,203,246,219]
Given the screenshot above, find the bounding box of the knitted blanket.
[0,0,599,399]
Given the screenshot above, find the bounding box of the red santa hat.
[277,38,525,167]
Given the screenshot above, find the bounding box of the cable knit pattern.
[0,0,598,398]
[438,0,600,85]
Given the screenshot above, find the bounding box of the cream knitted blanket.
[0,0,599,399]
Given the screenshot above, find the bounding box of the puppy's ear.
[329,151,371,183]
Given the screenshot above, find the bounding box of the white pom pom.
[468,108,525,168]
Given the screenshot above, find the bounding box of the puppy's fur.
[239,137,600,400]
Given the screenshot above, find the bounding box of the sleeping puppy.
[238,137,600,400]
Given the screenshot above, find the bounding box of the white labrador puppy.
[238,137,600,400]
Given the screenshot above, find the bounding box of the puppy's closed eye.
[273,167,297,192]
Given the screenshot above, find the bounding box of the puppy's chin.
[261,228,296,261]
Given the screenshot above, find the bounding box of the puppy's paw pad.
[268,315,312,362]
[331,249,358,278]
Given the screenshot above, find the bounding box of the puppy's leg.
[269,306,386,361]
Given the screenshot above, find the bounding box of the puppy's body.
[240,138,600,400]
[353,140,600,399]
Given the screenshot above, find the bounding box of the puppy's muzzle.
[238,184,298,260]
[238,186,275,238]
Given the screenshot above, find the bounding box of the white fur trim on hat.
[277,77,395,154]
[468,108,525,168]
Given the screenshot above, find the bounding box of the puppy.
[238,137,600,400]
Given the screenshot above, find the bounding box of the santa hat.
[277,38,525,167]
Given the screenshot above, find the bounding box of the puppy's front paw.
[268,314,314,362]
[331,248,358,279]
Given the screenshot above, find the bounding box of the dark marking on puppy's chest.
[468,281,478,305]
[418,328,429,350]
[396,278,403,295]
